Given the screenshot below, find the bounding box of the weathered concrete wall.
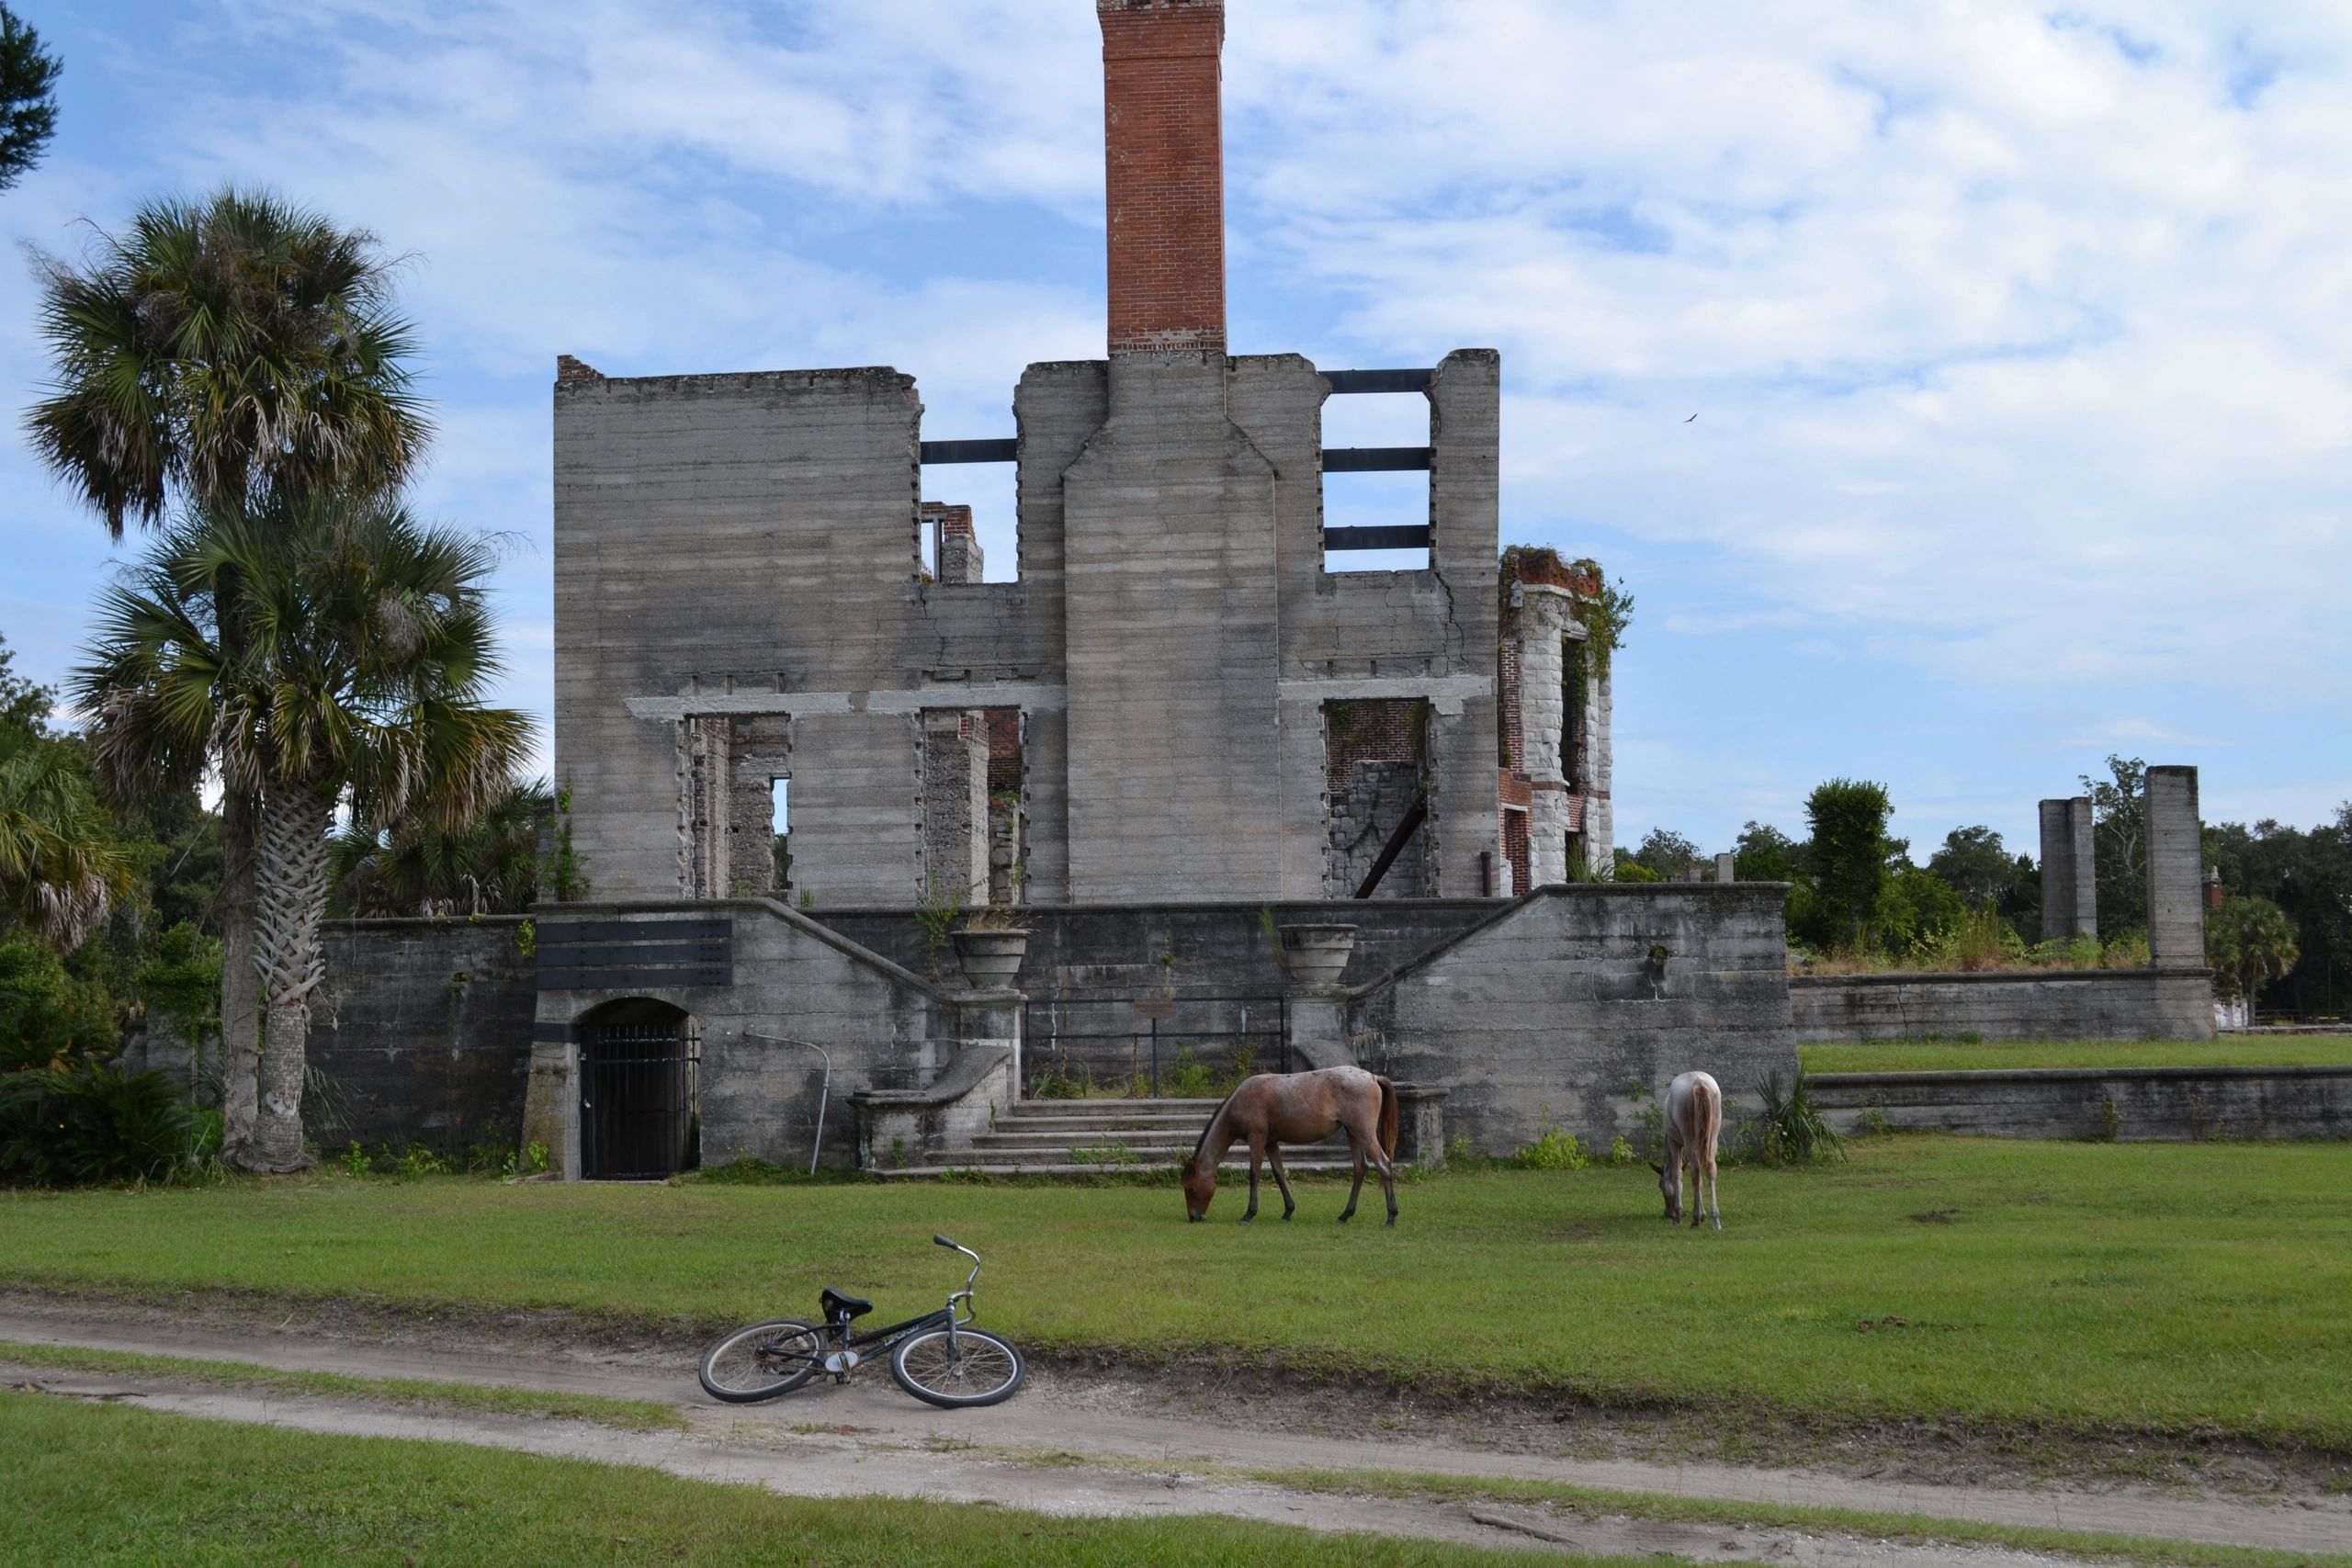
[1790,967,2217,1043]
[1350,886,1795,1156]
[311,918,538,1151]
[1063,351,1286,898]
[1812,1066,2352,1141]
[526,901,1010,1176]
[1329,759,1429,898]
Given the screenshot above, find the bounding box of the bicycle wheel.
[889,1325,1024,1408]
[698,1318,823,1403]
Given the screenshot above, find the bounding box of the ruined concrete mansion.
[551,0,1612,908]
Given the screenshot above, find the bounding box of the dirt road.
[1,1302,2344,1562]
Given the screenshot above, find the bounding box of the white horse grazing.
[1652,1070,1724,1231]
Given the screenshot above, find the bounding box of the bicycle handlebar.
[934,1234,956,1248]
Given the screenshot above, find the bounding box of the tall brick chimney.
[1098,0,1227,355]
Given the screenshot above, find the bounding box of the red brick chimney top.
[1098,0,1227,355]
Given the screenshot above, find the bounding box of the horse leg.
[1243,1135,1262,1223]
[1687,1148,1702,1230]
[1266,1144,1296,1221]
[1378,1147,1397,1227]
[1340,1141,1365,1224]
[1705,1150,1723,1231]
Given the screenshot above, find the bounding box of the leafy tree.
[0,5,60,191]
[0,630,51,733]
[74,493,530,1171]
[1804,778,1894,952]
[28,188,431,1156]
[1877,865,1965,954]
[1632,827,1703,880]
[1732,820,1804,883]
[2205,894,2299,1010]
[0,934,116,1073]
[2206,810,2352,1018]
[1928,826,2015,908]
[2081,755,2148,938]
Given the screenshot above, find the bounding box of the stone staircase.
[874,1096,1358,1179]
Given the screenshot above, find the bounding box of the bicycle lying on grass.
[698,1235,1025,1409]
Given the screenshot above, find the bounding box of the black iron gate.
[1020,994,1287,1099]
[580,1012,699,1179]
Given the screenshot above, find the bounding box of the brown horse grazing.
[1650,1069,1724,1231]
[1182,1066,1400,1225]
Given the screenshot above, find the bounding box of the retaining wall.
[311,917,538,1151]
[1350,884,1797,1156]
[1790,968,2216,1043]
[1812,1066,2352,1141]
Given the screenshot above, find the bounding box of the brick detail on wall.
[1099,0,1227,354]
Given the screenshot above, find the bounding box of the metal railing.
[1020,994,1287,1099]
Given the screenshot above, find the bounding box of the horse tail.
[1698,1074,1724,1158]
[1375,1075,1400,1161]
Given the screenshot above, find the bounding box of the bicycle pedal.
[823,1348,861,1375]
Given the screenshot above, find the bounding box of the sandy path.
[1,1305,2344,1562]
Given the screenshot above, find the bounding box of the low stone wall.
[1790,968,2216,1043]
[311,917,538,1152]
[1812,1066,2352,1141]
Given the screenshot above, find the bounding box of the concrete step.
[987,1112,1215,1133]
[875,1154,1364,1180]
[969,1129,1349,1152]
[1004,1099,1223,1117]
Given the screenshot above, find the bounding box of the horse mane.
[1188,1079,1252,1168]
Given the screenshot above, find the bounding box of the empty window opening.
[918,453,1021,583]
[982,708,1026,906]
[1325,699,1434,897]
[771,777,791,894]
[1564,636,1589,792]
[1321,389,1431,573]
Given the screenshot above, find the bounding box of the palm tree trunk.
[242,785,334,1173]
[219,788,262,1156]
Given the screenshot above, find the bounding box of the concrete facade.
[548,2,1610,912]
[2037,795,2097,940]
[1790,967,2217,1043]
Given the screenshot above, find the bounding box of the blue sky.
[4,0,2348,863]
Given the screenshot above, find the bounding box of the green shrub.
[1754,1069,1847,1166]
[1512,1124,1589,1170]
[0,937,117,1074]
[0,1063,202,1187]
[1607,1134,1635,1165]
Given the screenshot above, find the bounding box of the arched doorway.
[576,998,700,1179]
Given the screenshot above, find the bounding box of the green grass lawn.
[4,1138,2349,1449]
[0,1392,1589,1568]
[1800,1036,2352,1073]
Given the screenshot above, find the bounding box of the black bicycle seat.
[820,1288,873,1322]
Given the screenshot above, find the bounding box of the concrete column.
[1586,668,1614,874]
[1715,852,1736,884]
[2038,796,2097,940]
[1425,349,1503,895]
[2145,765,2206,968]
[1511,582,1574,886]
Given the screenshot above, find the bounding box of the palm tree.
[0,723,131,949]
[74,493,529,1170]
[332,778,548,918]
[2209,894,2301,1020]
[27,187,429,1154]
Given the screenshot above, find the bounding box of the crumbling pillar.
[1510,581,1575,886]
[925,502,984,584]
[2145,765,2206,968]
[1714,852,1736,884]
[2038,795,2097,940]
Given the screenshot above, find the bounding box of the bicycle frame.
[757,1236,984,1377]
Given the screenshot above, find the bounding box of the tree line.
[1624,758,2331,1016]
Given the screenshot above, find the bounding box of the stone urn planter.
[950,927,1031,990]
[1277,923,1359,993]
